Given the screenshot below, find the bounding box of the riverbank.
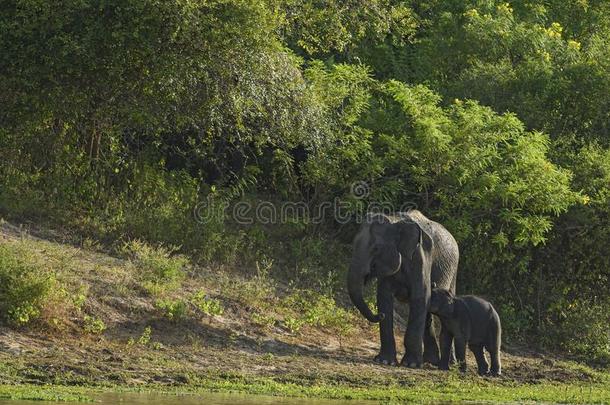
[0,220,608,403]
[1,372,609,403]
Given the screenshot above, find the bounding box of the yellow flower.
[550,22,563,33]
[464,9,479,18]
[546,22,563,39]
[568,40,581,51]
[497,3,514,14]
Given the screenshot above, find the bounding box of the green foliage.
[155,298,188,321]
[0,244,56,326]
[83,315,106,335]
[307,67,578,276]
[282,0,416,57]
[529,144,610,362]
[285,236,351,295]
[128,326,153,347]
[251,312,276,329]
[139,326,152,346]
[496,302,533,343]
[191,291,224,317]
[121,240,188,295]
[281,290,355,338]
[282,316,305,334]
[72,293,87,313]
[546,298,610,366]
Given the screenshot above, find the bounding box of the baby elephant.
[429,287,502,376]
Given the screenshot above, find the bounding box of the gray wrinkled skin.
[429,288,502,376]
[347,210,459,367]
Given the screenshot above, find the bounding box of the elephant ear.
[410,227,434,274]
[395,221,434,294]
[398,221,434,263]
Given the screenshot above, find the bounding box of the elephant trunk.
[347,261,383,323]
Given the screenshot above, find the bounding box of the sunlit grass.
[0,384,92,402]
[2,374,608,404]
[186,372,610,404]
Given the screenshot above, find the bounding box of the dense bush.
[1,0,608,362]
[121,240,189,295]
[0,244,57,325]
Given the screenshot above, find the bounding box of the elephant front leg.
[401,297,427,368]
[438,327,453,370]
[455,337,467,373]
[374,279,397,366]
[469,343,489,375]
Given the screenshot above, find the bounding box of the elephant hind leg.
[487,342,501,376]
[423,312,440,365]
[487,317,502,376]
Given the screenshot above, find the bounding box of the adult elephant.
[347,210,459,367]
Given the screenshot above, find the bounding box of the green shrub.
[128,326,152,347]
[0,243,56,326]
[545,299,610,366]
[108,166,204,250]
[83,315,106,334]
[72,292,87,313]
[191,291,224,317]
[496,301,534,344]
[155,298,188,321]
[0,170,48,219]
[307,295,349,328]
[280,290,355,338]
[286,236,350,295]
[251,312,276,329]
[282,316,304,334]
[121,240,188,295]
[138,326,152,346]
